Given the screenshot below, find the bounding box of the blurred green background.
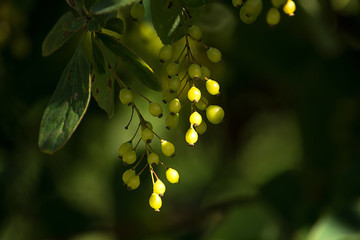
[1,0,360,239]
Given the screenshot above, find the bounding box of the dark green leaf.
[39,47,91,154]
[91,70,115,118]
[103,17,125,35]
[91,33,106,74]
[97,33,161,91]
[150,0,207,44]
[87,17,102,32]
[42,11,86,56]
[66,0,86,15]
[91,0,134,15]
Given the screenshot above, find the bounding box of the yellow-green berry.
[123,149,137,165]
[147,152,159,166]
[195,121,207,135]
[207,47,222,63]
[168,98,181,113]
[206,79,220,95]
[122,169,136,184]
[153,179,166,196]
[188,63,202,79]
[166,168,179,184]
[141,128,154,143]
[188,25,202,40]
[195,96,208,111]
[161,140,175,157]
[185,127,198,146]
[189,111,202,127]
[206,105,224,124]
[119,88,133,105]
[188,86,201,103]
[166,113,179,129]
[118,142,132,157]
[149,102,163,118]
[127,175,140,190]
[149,193,162,211]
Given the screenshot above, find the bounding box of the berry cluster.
[121,1,225,212]
[159,15,225,146]
[118,80,181,211]
[232,0,296,26]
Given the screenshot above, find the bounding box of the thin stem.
[125,106,135,129]
[151,168,160,181]
[133,151,146,169]
[130,123,141,142]
[129,87,152,103]
[177,78,190,98]
[146,142,155,152]
[133,137,142,150]
[138,162,149,176]
[150,167,155,185]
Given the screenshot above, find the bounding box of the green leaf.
[87,17,102,32]
[66,0,85,13]
[91,0,134,15]
[103,17,125,35]
[91,34,106,74]
[91,70,115,118]
[150,0,207,44]
[97,33,161,91]
[42,11,86,57]
[39,47,91,154]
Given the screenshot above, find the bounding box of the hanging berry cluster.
[232,0,296,26]
[119,0,225,212]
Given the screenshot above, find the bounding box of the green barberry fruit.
[161,140,175,157]
[188,63,202,79]
[168,98,181,113]
[189,111,202,127]
[206,105,225,124]
[123,149,137,165]
[283,0,296,16]
[206,79,220,95]
[188,25,202,40]
[127,175,140,190]
[167,62,179,76]
[119,88,133,105]
[232,0,243,7]
[188,86,201,103]
[159,44,173,62]
[166,168,179,184]
[185,127,198,146]
[195,121,207,135]
[149,102,163,118]
[240,0,263,24]
[153,179,166,196]
[207,47,222,63]
[122,169,136,184]
[141,128,154,143]
[168,75,181,92]
[149,193,162,211]
[130,2,145,21]
[200,65,211,80]
[147,152,160,166]
[118,142,132,157]
[267,8,281,26]
[166,113,179,129]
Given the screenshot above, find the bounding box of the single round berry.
[283,0,296,16]
[267,8,281,26]
[161,140,175,157]
[188,63,202,79]
[168,98,181,113]
[188,86,201,103]
[149,102,163,118]
[141,121,153,131]
[127,175,140,190]
[147,152,160,166]
[185,127,198,146]
[166,62,179,76]
[206,79,220,95]
[206,105,225,124]
[141,128,154,143]
[130,2,145,21]
[119,88,133,105]
[195,96,209,111]
[189,111,202,127]
[166,113,179,129]
[122,169,136,184]
[195,121,207,135]
[168,75,181,92]
[159,44,173,62]
[118,142,132,157]
[123,149,137,165]
[153,179,166,196]
[200,65,211,80]
[271,0,287,8]
[232,0,243,7]
[166,168,179,184]
[149,193,162,211]
[188,25,202,40]
[207,47,222,63]
[239,0,263,24]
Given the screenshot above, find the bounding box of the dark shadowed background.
[0,0,360,239]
